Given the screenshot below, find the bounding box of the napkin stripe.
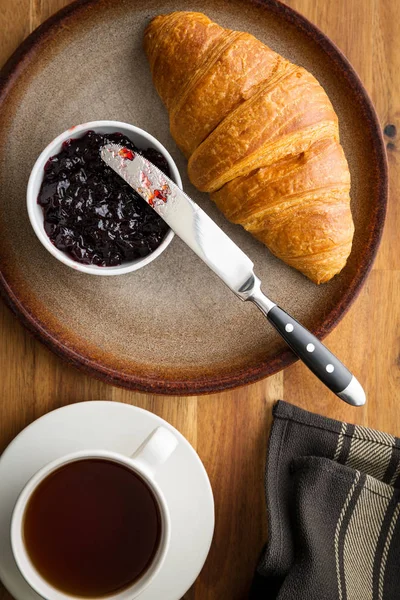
[346,437,393,480]
[383,452,400,484]
[335,470,362,600]
[339,423,355,463]
[389,459,400,486]
[331,420,398,600]
[334,422,348,460]
[353,425,395,446]
[378,503,400,599]
[342,476,392,600]
[343,425,395,482]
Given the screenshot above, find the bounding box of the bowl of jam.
[27,121,182,275]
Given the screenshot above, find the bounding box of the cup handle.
[131,427,179,479]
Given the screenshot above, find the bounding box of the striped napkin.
[250,401,400,599]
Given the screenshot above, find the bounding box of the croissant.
[144,12,354,284]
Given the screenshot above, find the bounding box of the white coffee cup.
[11,426,178,600]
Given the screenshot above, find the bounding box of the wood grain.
[0,1,397,599]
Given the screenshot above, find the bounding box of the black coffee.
[23,459,161,597]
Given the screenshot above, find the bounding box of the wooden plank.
[28,0,72,31]
[0,0,31,67]
[194,376,283,599]
[282,0,399,436]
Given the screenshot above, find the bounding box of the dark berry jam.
[38,131,170,267]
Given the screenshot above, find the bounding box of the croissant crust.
[144,11,354,284]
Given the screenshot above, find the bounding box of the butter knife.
[101,143,365,407]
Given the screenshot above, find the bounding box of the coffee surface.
[23,459,161,597]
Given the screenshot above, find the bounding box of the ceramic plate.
[0,0,387,394]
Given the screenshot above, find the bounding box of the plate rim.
[0,0,388,395]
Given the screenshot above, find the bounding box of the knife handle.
[251,294,365,406]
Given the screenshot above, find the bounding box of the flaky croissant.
[144,11,354,284]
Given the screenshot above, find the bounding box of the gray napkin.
[250,401,400,599]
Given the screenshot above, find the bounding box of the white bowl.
[27,121,181,275]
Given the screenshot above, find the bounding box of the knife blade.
[101,143,366,407]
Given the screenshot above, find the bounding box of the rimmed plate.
[0,0,387,394]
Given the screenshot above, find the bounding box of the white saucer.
[0,401,214,600]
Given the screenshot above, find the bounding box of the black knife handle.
[247,283,364,405]
[267,305,351,393]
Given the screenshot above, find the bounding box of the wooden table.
[0,1,397,598]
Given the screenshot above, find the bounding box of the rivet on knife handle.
[249,287,366,407]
